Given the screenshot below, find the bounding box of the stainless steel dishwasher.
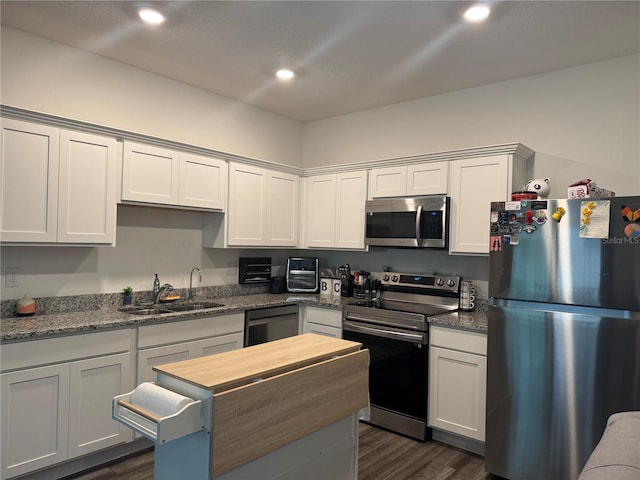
[244,304,299,346]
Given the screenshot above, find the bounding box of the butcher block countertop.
[154,333,363,392]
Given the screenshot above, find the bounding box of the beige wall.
[302,55,640,197]
[1,27,303,167]
[2,28,638,300]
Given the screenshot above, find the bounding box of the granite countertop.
[428,302,488,333]
[0,293,351,342]
[1,293,486,342]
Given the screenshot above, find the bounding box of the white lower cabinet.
[1,364,71,478]
[68,353,133,457]
[428,326,487,442]
[301,306,342,338]
[137,313,244,384]
[0,330,133,479]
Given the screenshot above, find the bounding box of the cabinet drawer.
[430,325,486,355]
[1,329,133,372]
[304,306,342,328]
[138,313,244,348]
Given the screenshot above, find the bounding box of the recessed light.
[463,4,491,23]
[138,7,165,25]
[275,68,296,81]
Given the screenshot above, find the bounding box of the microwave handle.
[415,205,423,243]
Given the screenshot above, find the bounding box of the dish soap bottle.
[153,273,160,301]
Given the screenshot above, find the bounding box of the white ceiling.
[1,1,639,122]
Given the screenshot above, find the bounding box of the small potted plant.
[122,286,133,305]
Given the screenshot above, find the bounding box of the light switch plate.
[5,267,20,287]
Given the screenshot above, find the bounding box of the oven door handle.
[343,320,426,344]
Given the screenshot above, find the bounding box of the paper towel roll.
[130,382,192,419]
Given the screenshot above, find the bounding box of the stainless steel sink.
[163,302,224,312]
[120,301,224,316]
[121,308,173,316]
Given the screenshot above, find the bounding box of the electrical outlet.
[5,267,20,287]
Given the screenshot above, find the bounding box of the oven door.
[343,318,430,441]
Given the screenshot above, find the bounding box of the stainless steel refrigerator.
[486,196,640,480]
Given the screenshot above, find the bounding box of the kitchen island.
[114,333,369,480]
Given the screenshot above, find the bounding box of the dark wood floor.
[68,423,495,480]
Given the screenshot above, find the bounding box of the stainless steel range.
[342,272,460,441]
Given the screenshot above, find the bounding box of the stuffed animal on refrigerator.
[525,178,551,199]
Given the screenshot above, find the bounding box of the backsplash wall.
[0,205,489,301]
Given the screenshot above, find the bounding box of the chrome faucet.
[155,283,173,303]
[188,267,201,300]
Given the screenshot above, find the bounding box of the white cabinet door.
[406,161,448,195]
[179,152,227,210]
[122,142,180,205]
[57,130,118,244]
[369,162,448,198]
[428,345,487,442]
[449,155,509,254]
[1,364,70,479]
[68,352,133,457]
[303,322,341,338]
[304,174,337,248]
[334,171,367,249]
[369,166,407,198]
[193,332,244,358]
[266,170,298,246]
[227,163,267,246]
[137,342,195,384]
[1,119,59,242]
[301,306,342,338]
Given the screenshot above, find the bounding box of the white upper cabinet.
[1,119,117,245]
[1,119,59,243]
[304,174,337,248]
[266,170,299,245]
[57,130,118,244]
[369,161,448,198]
[227,163,267,245]
[303,171,367,250]
[122,141,227,211]
[122,142,180,205]
[449,154,525,255]
[225,162,299,247]
[179,152,227,210]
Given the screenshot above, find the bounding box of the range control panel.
[380,272,460,293]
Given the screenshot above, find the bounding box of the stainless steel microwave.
[365,195,449,248]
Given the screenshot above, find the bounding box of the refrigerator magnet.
[490,236,502,252]
[510,234,520,245]
[523,224,537,234]
[534,210,547,225]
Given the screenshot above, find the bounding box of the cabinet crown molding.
[2,105,534,177]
